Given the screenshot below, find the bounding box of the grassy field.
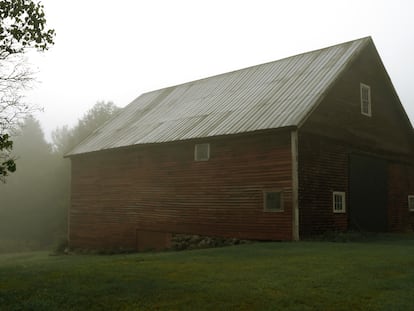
[0,235,413,310]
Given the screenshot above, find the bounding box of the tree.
[52,101,120,154]
[0,133,15,182]
[0,116,59,250]
[0,0,55,182]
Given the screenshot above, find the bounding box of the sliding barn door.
[349,154,388,231]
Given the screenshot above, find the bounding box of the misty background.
[0,102,119,252]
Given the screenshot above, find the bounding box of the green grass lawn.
[1,235,414,311]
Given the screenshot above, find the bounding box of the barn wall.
[388,163,414,232]
[299,42,414,235]
[298,133,348,236]
[69,131,293,250]
[301,42,414,157]
[298,133,414,236]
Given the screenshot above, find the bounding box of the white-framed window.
[360,83,371,117]
[408,195,414,212]
[332,191,346,213]
[194,143,210,161]
[263,190,284,212]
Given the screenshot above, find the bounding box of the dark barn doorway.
[349,154,388,231]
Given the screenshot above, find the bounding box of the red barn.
[66,37,414,250]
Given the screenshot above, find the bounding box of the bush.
[51,237,69,255]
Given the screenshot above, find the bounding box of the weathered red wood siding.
[388,163,414,231]
[69,131,293,250]
[298,42,414,235]
[298,133,414,235]
[298,133,348,236]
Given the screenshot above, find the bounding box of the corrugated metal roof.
[67,37,371,156]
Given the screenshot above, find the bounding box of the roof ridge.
[139,36,373,97]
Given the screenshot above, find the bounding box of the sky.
[25,0,414,140]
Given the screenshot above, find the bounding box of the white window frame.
[360,83,372,117]
[332,191,346,213]
[408,195,414,212]
[194,143,210,161]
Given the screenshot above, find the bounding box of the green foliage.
[0,0,55,57]
[0,0,55,182]
[0,133,12,149]
[0,133,16,181]
[1,236,414,310]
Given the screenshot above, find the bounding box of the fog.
[0,103,118,253]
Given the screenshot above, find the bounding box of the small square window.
[264,191,283,212]
[408,195,414,212]
[194,143,210,161]
[333,191,346,213]
[360,83,371,117]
